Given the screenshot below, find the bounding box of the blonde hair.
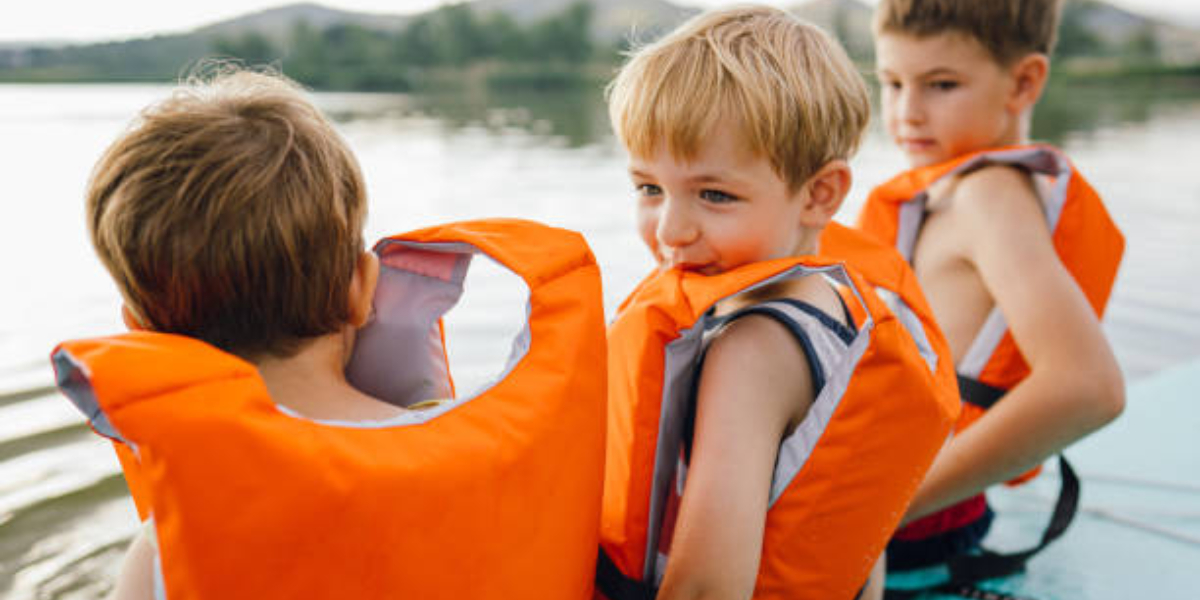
[86,66,367,360]
[607,5,870,191]
[874,0,1063,65]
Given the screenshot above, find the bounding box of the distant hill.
[785,0,1200,65]
[472,0,698,44]
[194,2,410,44]
[1064,0,1200,64]
[2,0,1198,84]
[789,0,873,59]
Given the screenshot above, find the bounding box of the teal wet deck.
[889,359,1200,600]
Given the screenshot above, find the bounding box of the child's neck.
[256,332,404,421]
[995,114,1032,151]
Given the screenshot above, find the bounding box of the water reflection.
[1036,75,1200,143]
[313,74,1200,150]
[318,83,613,148]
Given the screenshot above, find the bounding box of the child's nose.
[898,88,925,124]
[656,198,699,249]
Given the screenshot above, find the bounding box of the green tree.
[1057,2,1105,58]
[285,20,331,86]
[393,16,442,67]
[527,2,593,63]
[213,32,280,65]
[1125,25,1160,61]
[483,11,528,61]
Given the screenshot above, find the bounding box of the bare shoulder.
[950,164,1045,230]
[705,309,810,388]
[931,164,1050,265]
[704,275,837,429]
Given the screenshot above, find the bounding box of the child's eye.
[700,189,740,204]
[929,80,959,91]
[635,183,662,198]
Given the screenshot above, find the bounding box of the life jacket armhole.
[345,242,473,408]
[744,300,870,506]
[643,262,874,580]
[342,241,537,427]
[685,296,868,507]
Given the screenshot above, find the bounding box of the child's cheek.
[636,208,660,256]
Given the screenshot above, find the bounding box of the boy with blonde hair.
[863,0,1126,592]
[599,6,958,600]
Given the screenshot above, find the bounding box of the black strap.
[771,297,858,345]
[946,454,1080,585]
[957,375,1006,409]
[886,456,1079,600]
[595,548,657,600]
[886,377,1082,600]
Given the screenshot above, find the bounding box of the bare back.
[910,167,1039,363]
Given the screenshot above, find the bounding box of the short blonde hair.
[874,0,1062,65]
[86,66,367,360]
[607,5,870,191]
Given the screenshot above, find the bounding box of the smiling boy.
[597,6,961,600]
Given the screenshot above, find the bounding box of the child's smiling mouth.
[899,137,937,152]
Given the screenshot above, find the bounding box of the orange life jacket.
[598,257,960,600]
[53,219,608,600]
[820,221,956,372]
[857,145,1124,485]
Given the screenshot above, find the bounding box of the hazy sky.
[4,0,1199,43]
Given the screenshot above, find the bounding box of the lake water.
[1,78,1198,599]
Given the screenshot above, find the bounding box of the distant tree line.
[1056,1,1161,63]
[0,2,599,90]
[0,0,1192,87]
[216,2,598,90]
[0,36,210,82]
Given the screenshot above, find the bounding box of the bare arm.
[109,526,156,600]
[904,166,1125,522]
[657,314,815,600]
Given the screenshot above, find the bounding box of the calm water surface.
[1,79,1198,598]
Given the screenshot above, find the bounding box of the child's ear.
[799,159,852,226]
[1007,53,1049,115]
[347,250,380,328]
[121,304,147,332]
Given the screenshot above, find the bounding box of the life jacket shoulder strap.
[956,374,1006,410]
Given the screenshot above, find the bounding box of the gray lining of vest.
[344,241,469,408]
[643,318,707,580]
[890,147,1072,378]
[52,348,128,445]
[293,239,534,428]
[642,263,871,581]
[897,196,927,262]
[874,288,939,374]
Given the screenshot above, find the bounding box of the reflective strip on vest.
[874,288,939,374]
